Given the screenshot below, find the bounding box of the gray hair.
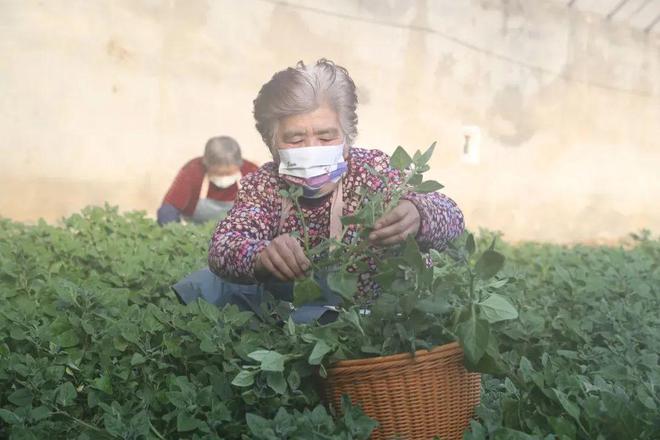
[202,136,243,168]
[253,59,358,153]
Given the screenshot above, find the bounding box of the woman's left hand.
[369,200,420,246]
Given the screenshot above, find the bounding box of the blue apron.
[187,199,233,224]
[172,268,342,324]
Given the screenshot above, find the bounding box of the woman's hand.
[255,234,311,281]
[369,200,421,246]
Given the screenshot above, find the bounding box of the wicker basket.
[323,342,480,440]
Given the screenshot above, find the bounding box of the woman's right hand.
[255,234,311,281]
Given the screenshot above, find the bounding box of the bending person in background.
[157,136,258,225]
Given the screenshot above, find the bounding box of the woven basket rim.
[327,340,462,372]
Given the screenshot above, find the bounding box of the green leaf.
[248,350,286,372]
[418,141,437,166]
[518,356,534,384]
[197,299,220,323]
[55,329,80,348]
[56,381,77,406]
[293,277,322,307]
[209,402,232,422]
[177,412,201,432]
[553,389,581,422]
[0,408,21,425]
[340,214,362,226]
[414,180,444,193]
[130,410,151,437]
[457,313,490,364]
[8,387,33,406]
[464,420,487,440]
[636,385,657,410]
[130,353,146,366]
[287,369,301,391]
[415,296,451,315]
[231,370,257,387]
[465,233,476,256]
[286,316,296,336]
[475,250,505,279]
[390,146,413,170]
[308,340,333,365]
[327,270,359,302]
[548,416,577,438]
[90,373,113,394]
[492,428,537,440]
[408,173,423,185]
[403,235,425,271]
[478,294,518,323]
[30,406,50,422]
[10,327,27,340]
[373,269,398,287]
[246,413,276,438]
[341,308,365,335]
[266,371,287,394]
[340,395,379,438]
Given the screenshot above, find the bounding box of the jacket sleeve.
[207,168,280,283]
[157,203,182,225]
[367,150,465,251]
[162,163,199,215]
[403,191,465,251]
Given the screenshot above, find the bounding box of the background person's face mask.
[209,172,241,188]
[278,144,347,198]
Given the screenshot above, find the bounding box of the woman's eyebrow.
[282,130,306,139]
[313,128,340,136]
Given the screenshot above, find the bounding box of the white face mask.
[278,144,345,179]
[209,172,241,188]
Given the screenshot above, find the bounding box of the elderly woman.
[157,136,258,225]
[174,59,463,321]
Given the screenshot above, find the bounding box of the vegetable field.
[1,206,658,439]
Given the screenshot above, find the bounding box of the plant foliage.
[1,146,659,439]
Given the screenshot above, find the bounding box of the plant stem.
[53,410,113,438]
[149,419,167,440]
[292,196,310,253]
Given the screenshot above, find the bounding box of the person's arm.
[366,150,465,251]
[157,203,182,225]
[401,191,464,251]
[161,163,199,220]
[207,168,282,283]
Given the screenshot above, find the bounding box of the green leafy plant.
[276,144,518,367]
[245,397,377,440]
[1,161,658,439]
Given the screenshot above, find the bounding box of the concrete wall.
[1,0,659,242]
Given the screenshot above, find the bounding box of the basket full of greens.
[259,144,519,440]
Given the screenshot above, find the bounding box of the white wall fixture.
[461,125,481,164]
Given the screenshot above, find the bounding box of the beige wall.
[1,0,659,243]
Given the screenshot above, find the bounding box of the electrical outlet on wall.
[461,125,481,164]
